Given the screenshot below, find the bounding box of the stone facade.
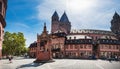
[29,11,120,59]
[0,0,7,59]
[35,23,52,62]
[51,32,66,58]
[65,30,119,59]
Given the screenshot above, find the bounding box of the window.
[74,37,76,39]
[66,45,68,49]
[75,45,77,49]
[111,45,113,49]
[0,27,1,37]
[103,40,105,42]
[84,45,86,49]
[96,36,97,39]
[109,45,111,49]
[113,46,115,49]
[114,46,116,49]
[89,40,91,42]
[70,45,73,49]
[106,40,108,43]
[105,45,107,49]
[85,36,87,39]
[0,2,2,13]
[101,45,103,49]
[116,46,119,49]
[80,45,83,48]
[89,45,91,48]
[92,36,94,39]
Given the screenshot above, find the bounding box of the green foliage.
[2,31,28,56]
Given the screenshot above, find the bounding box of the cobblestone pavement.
[0,58,120,69]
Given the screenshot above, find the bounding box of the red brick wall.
[51,21,59,33]
[65,44,92,58]
[36,51,51,61]
[99,44,119,52]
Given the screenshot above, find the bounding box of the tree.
[2,31,27,56]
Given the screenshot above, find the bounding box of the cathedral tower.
[59,12,71,34]
[111,12,120,39]
[51,11,60,33]
[0,0,7,59]
[51,11,71,34]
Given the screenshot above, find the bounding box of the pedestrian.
[8,55,12,63]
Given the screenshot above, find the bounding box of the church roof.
[60,12,69,23]
[29,42,37,48]
[113,12,120,19]
[70,29,115,35]
[52,11,59,18]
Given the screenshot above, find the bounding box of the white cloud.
[36,0,120,31]
[15,23,30,28]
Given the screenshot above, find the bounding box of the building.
[29,42,37,58]
[29,11,120,59]
[0,0,7,59]
[64,29,119,59]
[34,23,52,62]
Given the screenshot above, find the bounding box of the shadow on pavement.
[16,63,44,69]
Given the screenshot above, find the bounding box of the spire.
[52,11,59,21]
[43,22,47,32]
[60,12,69,23]
[113,12,120,19]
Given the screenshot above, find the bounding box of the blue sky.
[6,0,120,47]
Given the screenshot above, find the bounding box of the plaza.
[0,58,120,69]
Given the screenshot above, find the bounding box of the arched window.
[116,46,119,49]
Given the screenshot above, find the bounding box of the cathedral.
[29,11,120,59]
[0,0,7,59]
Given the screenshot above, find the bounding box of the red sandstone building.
[29,11,120,59]
[35,23,52,62]
[29,42,37,58]
[0,0,7,59]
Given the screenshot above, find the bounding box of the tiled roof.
[65,39,92,44]
[52,11,59,18]
[70,29,114,35]
[29,42,37,48]
[60,12,69,23]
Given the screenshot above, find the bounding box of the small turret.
[52,11,59,21]
[42,22,47,34]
